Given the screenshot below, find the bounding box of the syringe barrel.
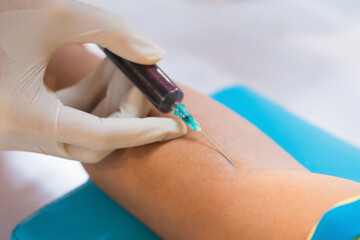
[103,49,184,113]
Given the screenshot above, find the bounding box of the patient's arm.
[83,86,360,240]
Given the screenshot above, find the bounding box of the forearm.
[47,43,360,239]
[83,87,360,239]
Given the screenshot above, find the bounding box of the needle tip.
[199,130,235,166]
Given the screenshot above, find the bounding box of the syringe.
[102,48,234,166]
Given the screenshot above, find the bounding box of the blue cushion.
[12,86,360,240]
[11,182,160,240]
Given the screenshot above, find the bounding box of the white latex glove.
[0,0,187,163]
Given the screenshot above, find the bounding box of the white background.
[1,0,360,239]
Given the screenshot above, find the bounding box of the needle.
[173,104,235,166]
[199,129,235,166]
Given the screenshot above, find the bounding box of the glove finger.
[90,69,136,118]
[0,127,110,162]
[0,131,109,163]
[55,0,165,64]
[56,58,131,113]
[56,105,187,151]
[117,86,152,118]
[92,84,151,118]
[64,144,112,163]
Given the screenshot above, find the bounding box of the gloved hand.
[0,0,187,163]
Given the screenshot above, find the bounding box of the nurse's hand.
[0,0,187,163]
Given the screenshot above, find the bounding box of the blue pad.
[11,86,360,240]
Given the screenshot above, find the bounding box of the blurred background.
[1,0,360,238]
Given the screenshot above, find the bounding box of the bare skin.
[47,45,360,240]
